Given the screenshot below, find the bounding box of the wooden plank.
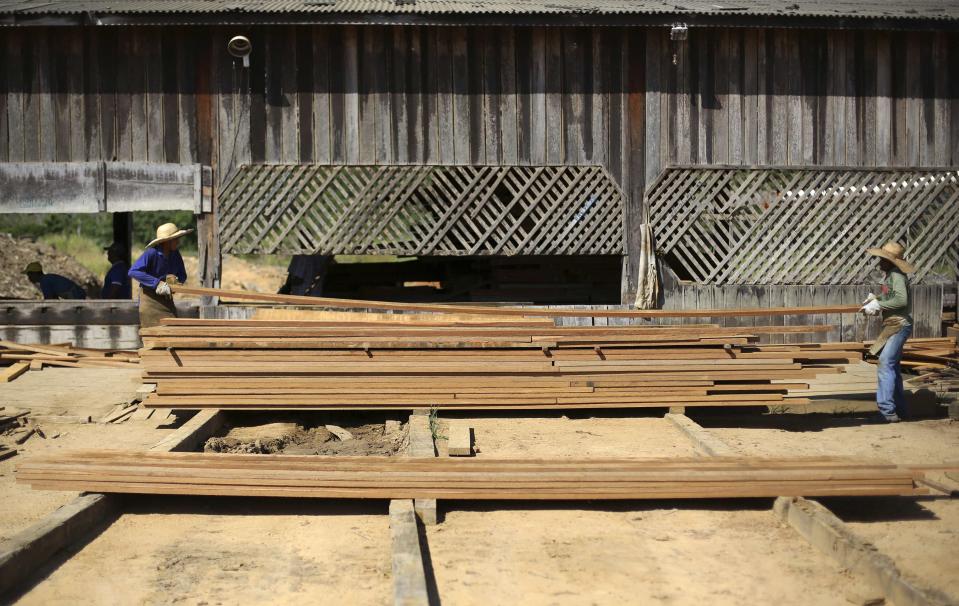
[312,26,332,164]
[5,30,24,161]
[0,363,29,383]
[172,285,860,318]
[447,422,473,457]
[388,499,430,606]
[450,27,470,165]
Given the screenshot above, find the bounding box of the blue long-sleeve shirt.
[37,274,86,299]
[129,247,187,290]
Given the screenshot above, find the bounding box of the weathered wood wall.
[1,25,957,300]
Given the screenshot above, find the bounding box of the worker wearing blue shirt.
[129,222,192,328]
[101,242,132,299]
[22,262,86,299]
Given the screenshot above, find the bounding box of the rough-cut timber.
[171,285,861,318]
[16,452,930,500]
[138,317,860,411]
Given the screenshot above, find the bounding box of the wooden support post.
[111,212,133,268]
[774,497,953,606]
[0,493,119,598]
[388,499,430,606]
[196,211,221,307]
[407,412,437,525]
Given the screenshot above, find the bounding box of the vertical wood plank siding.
[1,26,957,298]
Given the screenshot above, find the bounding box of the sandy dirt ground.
[0,420,172,542]
[698,415,959,464]
[14,498,392,606]
[0,368,141,418]
[696,414,959,603]
[427,504,856,606]
[435,414,700,458]
[7,404,958,605]
[0,368,164,541]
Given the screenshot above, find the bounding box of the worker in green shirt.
[860,241,914,423]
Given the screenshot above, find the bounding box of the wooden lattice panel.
[218,165,625,256]
[647,167,959,284]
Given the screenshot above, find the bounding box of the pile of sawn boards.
[138,317,862,411]
[15,451,927,499]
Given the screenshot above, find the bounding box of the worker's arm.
[878,271,909,311]
[128,249,161,290]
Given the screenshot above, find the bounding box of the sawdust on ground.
[698,414,959,602]
[427,504,856,606]
[14,498,391,606]
[0,419,172,542]
[0,368,171,541]
[434,414,700,458]
[697,415,959,464]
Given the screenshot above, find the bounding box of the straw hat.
[147,223,193,248]
[22,262,42,274]
[866,241,915,274]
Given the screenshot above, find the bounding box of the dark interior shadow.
[690,412,903,432]
[818,496,941,523]
[122,494,389,517]
[443,497,777,515]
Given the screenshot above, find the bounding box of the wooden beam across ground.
[15,452,934,499]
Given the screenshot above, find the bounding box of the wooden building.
[0,1,957,329]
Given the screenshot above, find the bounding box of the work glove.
[860,299,881,316]
[154,281,172,297]
[862,292,876,305]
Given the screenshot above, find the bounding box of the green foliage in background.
[0,211,198,251]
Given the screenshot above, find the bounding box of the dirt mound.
[0,233,100,299]
[203,420,408,457]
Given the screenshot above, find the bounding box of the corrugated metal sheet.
[0,0,957,21]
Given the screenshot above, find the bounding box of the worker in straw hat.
[129,222,192,329]
[859,241,915,423]
[22,262,86,300]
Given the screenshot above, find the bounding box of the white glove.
[862,292,876,305]
[861,299,881,316]
[154,281,172,297]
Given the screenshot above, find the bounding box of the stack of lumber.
[0,340,139,370]
[895,338,959,370]
[907,367,959,400]
[16,451,934,499]
[138,318,861,411]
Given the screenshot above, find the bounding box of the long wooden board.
[16,451,926,500]
[171,285,861,318]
